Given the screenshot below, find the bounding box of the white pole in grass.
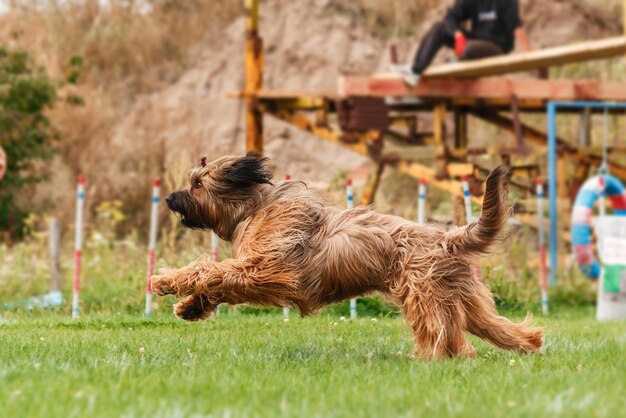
[283,174,291,320]
[145,178,161,316]
[72,176,85,319]
[417,178,426,225]
[212,230,220,315]
[461,175,483,282]
[346,178,357,320]
[536,178,549,315]
[211,232,219,263]
[461,175,473,223]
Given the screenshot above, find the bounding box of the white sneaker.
[391,64,420,87]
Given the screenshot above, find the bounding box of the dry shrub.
[1,0,243,92]
[0,0,243,236]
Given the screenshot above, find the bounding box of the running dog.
[152,153,542,359]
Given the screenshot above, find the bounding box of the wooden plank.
[339,75,626,101]
[423,37,626,78]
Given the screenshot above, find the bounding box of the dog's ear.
[223,152,273,187]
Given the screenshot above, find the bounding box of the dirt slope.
[111,0,619,184]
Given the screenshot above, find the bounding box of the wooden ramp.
[422,36,625,78]
[339,76,626,101]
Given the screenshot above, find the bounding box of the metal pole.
[347,179,357,320]
[211,230,220,316]
[536,179,549,315]
[547,102,558,286]
[145,178,161,316]
[461,175,473,223]
[283,174,291,321]
[417,179,426,225]
[72,176,85,319]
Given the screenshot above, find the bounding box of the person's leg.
[460,39,503,60]
[411,22,455,74]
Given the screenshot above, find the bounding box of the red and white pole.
[536,179,549,315]
[72,176,85,319]
[462,175,483,282]
[346,179,357,320]
[211,229,220,315]
[283,174,291,320]
[417,179,426,225]
[211,233,219,263]
[145,178,161,316]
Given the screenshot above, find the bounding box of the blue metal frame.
[547,100,626,286]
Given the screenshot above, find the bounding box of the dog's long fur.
[153,153,542,359]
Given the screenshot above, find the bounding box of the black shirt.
[444,0,523,53]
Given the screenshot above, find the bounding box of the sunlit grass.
[0,308,624,418]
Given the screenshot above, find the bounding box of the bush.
[0,47,57,239]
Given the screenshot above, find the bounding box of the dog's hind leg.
[401,283,476,360]
[464,281,543,353]
[174,294,217,321]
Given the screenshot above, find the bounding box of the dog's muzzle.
[165,191,187,222]
[165,190,207,229]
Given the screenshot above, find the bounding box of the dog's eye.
[193,180,202,189]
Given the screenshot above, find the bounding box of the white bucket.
[594,216,626,321]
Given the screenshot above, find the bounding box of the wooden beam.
[433,103,447,178]
[244,0,264,154]
[339,76,626,102]
[264,109,371,156]
[421,37,626,78]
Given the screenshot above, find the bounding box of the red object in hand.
[454,32,467,58]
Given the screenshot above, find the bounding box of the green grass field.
[1,307,624,418]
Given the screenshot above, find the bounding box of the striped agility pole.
[346,179,357,319]
[145,178,161,316]
[211,230,220,315]
[211,232,219,263]
[461,175,483,282]
[72,176,85,319]
[461,175,473,223]
[417,179,426,225]
[536,179,549,315]
[283,174,291,320]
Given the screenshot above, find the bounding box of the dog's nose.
[165,194,174,206]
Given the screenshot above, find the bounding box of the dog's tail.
[452,166,511,254]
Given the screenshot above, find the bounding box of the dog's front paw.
[151,274,176,296]
[174,294,217,321]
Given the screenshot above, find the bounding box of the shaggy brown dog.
[152,153,542,359]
